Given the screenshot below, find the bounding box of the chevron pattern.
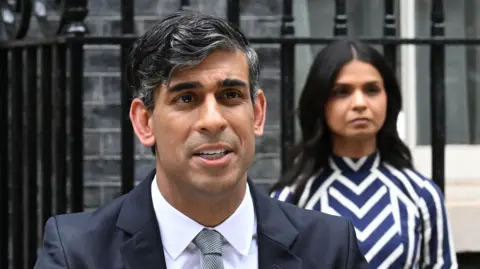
[271,152,458,269]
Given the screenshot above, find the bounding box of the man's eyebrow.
[167,79,247,92]
[218,78,248,88]
[167,81,201,93]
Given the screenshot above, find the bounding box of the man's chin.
[190,175,246,198]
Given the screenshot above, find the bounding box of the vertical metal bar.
[69,43,84,213]
[333,0,347,36]
[14,0,32,39]
[121,0,135,194]
[121,46,135,194]
[280,0,295,173]
[227,0,240,27]
[11,47,24,269]
[430,0,446,194]
[25,46,38,268]
[0,47,9,269]
[121,0,134,33]
[54,44,67,214]
[60,0,89,212]
[41,44,53,226]
[383,0,397,69]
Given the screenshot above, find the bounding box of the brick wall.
[81,0,283,210]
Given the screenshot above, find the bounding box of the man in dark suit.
[35,11,369,269]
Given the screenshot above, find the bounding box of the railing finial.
[383,0,397,68]
[431,0,445,37]
[57,0,89,36]
[333,0,347,36]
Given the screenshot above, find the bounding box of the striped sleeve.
[270,186,294,203]
[419,179,458,269]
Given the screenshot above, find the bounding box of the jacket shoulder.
[35,193,130,268]
[48,193,128,259]
[55,192,127,232]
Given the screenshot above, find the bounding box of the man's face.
[131,49,266,200]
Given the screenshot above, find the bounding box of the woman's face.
[325,59,387,141]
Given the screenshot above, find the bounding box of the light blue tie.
[193,228,225,269]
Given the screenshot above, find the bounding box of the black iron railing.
[1,0,477,268]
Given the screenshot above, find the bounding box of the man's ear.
[130,98,156,147]
[253,89,266,137]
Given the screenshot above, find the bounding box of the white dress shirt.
[151,177,258,269]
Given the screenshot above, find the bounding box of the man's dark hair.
[124,11,260,155]
[125,10,260,111]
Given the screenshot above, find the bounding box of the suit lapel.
[249,180,302,269]
[116,169,167,269]
[257,234,302,269]
[119,224,167,269]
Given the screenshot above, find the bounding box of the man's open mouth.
[193,149,232,160]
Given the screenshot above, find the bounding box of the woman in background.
[270,39,457,268]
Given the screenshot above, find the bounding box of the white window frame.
[399,0,480,184]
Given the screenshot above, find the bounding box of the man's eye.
[178,94,195,103]
[223,91,241,99]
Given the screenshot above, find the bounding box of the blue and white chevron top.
[271,152,457,269]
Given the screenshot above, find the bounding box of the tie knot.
[193,228,223,255]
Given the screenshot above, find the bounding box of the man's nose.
[195,95,227,134]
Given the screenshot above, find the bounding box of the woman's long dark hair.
[270,39,413,204]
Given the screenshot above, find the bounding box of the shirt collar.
[214,182,256,256]
[151,176,256,260]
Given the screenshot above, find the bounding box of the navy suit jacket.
[35,170,369,269]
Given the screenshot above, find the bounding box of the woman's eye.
[332,88,349,96]
[365,87,380,95]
